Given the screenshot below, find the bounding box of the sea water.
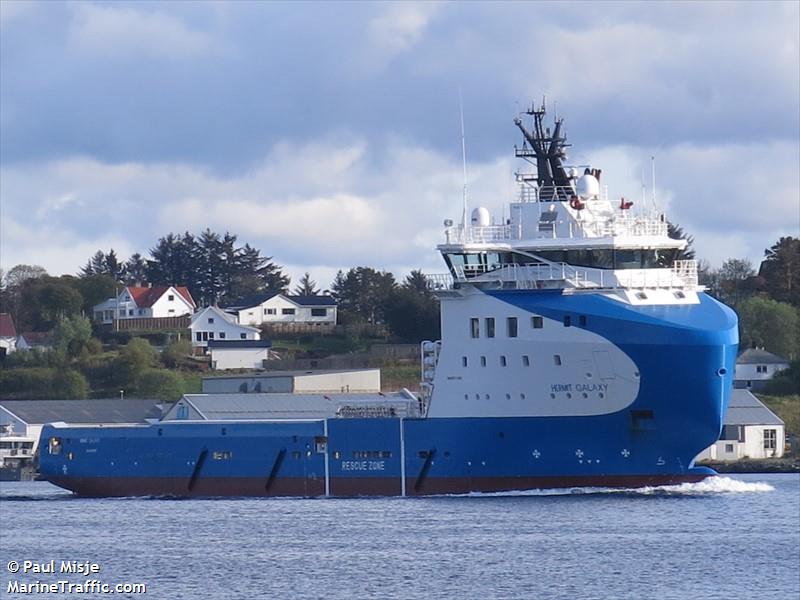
[0,474,797,599]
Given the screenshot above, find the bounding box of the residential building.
[225,293,337,327]
[734,348,790,391]
[93,285,196,324]
[208,340,273,370]
[190,306,260,350]
[0,313,18,357]
[696,389,786,461]
[17,331,54,352]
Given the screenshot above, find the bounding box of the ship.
[38,102,738,497]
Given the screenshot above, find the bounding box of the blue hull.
[38,291,737,497]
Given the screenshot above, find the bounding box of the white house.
[734,348,790,391]
[0,313,17,357]
[225,293,337,327]
[93,286,196,324]
[696,389,786,462]
[190,306,261,349]
[208,340,273,370]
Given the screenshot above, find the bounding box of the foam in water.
[635,475,774,495]
[444,476,775,498]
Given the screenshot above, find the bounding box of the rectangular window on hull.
[553,354,561,366]
[507,317,518,338]
[532,316,543,329]
[564,316,571,327]
[485,318,495,338]
[462,356,468,367]
[470,318,479,338]
[500,355,507,367]
[480,356,487,367]
[522,355,530,366]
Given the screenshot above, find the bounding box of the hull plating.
[38,291,737,498]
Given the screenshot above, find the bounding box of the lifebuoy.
[569,197,585,210]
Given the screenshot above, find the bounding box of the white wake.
[444,476,774,498]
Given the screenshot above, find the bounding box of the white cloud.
[68,3,213,59]
[1,139,797,282]
[365,2,440,65]
[0,214,135,277]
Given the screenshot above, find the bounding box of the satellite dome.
[575,174,600,200]
[470,207,491,227]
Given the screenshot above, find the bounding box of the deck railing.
[426,260,698,292]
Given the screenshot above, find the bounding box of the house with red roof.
[93,286,196,324]
[0,313,17,357]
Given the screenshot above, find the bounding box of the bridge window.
[470,318,480,338]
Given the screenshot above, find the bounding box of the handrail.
[425,260,698,292]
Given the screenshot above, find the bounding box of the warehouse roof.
[0,399,165,425]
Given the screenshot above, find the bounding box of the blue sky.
[1,1,798,288]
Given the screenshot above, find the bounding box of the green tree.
[116,338,157,385]
[134,369,186,401]
[54,369,90,399]
[331,267,397,324]
[161,339,193,369]
[122,253,148,285]
[0,367,87,399]
[736,297,799,360]
[53,315,94,356]
[760,237,800,306]
[294,273,319,296]
[0,264,48,327]
[666,222,696,261]
[715,258,757,305]
[385,288,440,343]
[71,274,117,315]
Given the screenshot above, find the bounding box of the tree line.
[0,228,440,343]
[699,236,799,364]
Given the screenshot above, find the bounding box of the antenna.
[641,166,646,206]
[459,88,468,234]
[651,155,657,210]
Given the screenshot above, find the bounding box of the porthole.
[505,393,511,400]
[582,393,588,399]
[520,393,526,400]
[566,393,572,399]
[599,392,605,398]
[550,393,556,399]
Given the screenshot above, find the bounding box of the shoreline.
[699,458,800,474]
